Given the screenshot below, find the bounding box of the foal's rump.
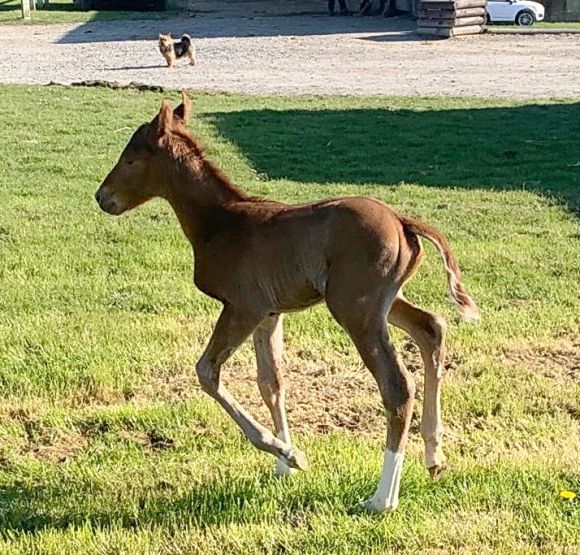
[321,196,479,322]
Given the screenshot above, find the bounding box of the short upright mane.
[168,123,265,203]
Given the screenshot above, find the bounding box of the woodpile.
[417,0,486,37]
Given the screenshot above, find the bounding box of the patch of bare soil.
[124,338,463,439]
[501,337,580,384]
[6,409,89,463]
[1,10,579,98]
[221,341,463,440]
[117,429,176,450]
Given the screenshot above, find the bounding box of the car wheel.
[516,10,535,26]
[484,12,490,24]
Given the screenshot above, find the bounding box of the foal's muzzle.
[95,188,122,215]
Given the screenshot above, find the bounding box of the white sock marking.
[274,431,298,476]
[364,449,404,512]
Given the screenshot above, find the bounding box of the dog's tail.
[181,34,192,45]
[400,215,480,322]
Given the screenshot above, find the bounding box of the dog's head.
[158,34,173,49]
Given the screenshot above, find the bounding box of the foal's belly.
[257,268,326,313]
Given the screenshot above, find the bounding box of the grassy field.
[0,0,183,25]
[536,21,580,29]
[0,84,578,554]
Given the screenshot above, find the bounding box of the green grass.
[0,0,183,25]
[488,21,580,30]
[0,84,579,554]
[536,21,580,29]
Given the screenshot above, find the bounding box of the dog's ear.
[174,91,192,126]
[152,100,173,142]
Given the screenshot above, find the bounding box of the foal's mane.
[167,121,265,203]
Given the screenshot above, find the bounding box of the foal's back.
[197,195,416,313]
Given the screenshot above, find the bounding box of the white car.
[486,0,545,26]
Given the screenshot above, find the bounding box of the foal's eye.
[126,160,135,166]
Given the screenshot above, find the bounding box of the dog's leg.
[188,47,196,66]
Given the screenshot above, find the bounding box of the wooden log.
[418,24,483,36]
[419,0,486,9]
[418,15,485,27]
[21,0,31,19]
[450,24,484,35]
[418,7,485,18]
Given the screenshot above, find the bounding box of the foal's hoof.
[428,463,447,480]
[282,447,309,471]
[274,460,299,478]
[361,497,398,514]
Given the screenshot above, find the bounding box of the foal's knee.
[382,368,416,418]
[195,359,218,395]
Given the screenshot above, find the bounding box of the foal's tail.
[400,215,480,322]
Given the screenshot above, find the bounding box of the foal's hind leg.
[388,296,447,476]
[327,292,415,513]
[253,315,297,477]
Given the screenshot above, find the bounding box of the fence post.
[21,0,31,19]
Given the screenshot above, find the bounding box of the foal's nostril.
[95,191,101,204]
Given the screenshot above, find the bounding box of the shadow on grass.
[211,102,580,216]
[0,464,575,535]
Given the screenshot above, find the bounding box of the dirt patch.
[501,337,580,384]
[1,12,579,98]
[126,339,462,439]
[9,413,89,464]
[118,429,176,450]
[220,341,462,440]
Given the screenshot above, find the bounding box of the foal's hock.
[95,93,480,513]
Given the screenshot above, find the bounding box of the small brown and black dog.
[158,34,196,68]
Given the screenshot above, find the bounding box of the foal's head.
[95,92,195,215]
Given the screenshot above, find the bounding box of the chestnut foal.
[95,94,479,513]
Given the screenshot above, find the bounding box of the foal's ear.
[155,99,174,140]
[174,91,192,126]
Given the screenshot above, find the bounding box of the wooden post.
[21,0,31,19]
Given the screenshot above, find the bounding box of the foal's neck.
[165,154,249,247]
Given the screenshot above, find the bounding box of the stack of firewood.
[417,0,486,37]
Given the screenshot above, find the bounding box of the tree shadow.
[211,102,580,215]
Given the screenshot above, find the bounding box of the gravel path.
[2,13,580,97]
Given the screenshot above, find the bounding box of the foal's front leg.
[196,306,308,471]
[253,315,297,477]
